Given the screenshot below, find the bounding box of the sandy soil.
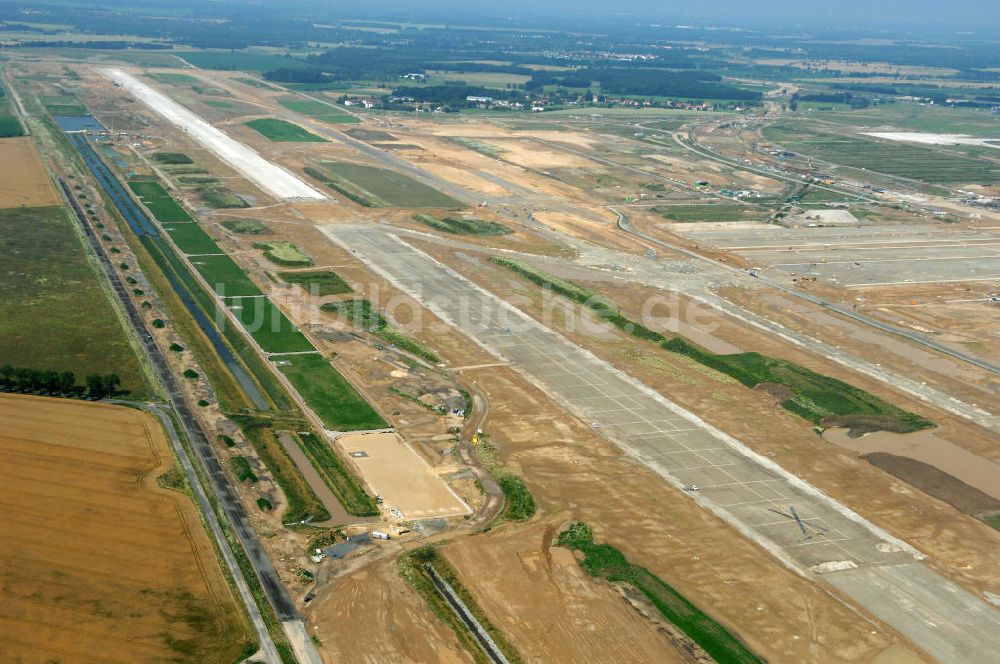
[485,138,595,169]
[443,521,709,663]
[0,394,251,663]
[823,427,1000,503]
[0,137,60,208]
[308,554,472,664]
[416,240,1000,620]
[417,162,511,197]
[337,432,470,520]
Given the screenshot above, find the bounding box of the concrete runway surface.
[102,68,326,201]
[325,225,1000,664]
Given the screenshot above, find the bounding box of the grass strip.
[490,257,665,342]
[413,214,512,236]
[245,118,327,142]
[254,240,313,267]
[474,440,536,522]
[278,270,352,296]
[129,180,194,222]
[272,353,387,431]
[322,299,441,364]
[400,545,523,664]
[662,338,934,433]
[160,410,292,664]
[304,166,380,207]
[558,522,762,664]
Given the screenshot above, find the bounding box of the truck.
[371,531,391,541]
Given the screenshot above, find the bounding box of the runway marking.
[847,275,1000,287]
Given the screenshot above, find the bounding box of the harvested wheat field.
[0,137,59,208]
[0,394,252,664]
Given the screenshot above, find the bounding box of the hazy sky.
[343,0,999,32]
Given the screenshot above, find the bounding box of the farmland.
[190,254,264,296]
[317,161,464,208]
[0,206,149,396]
[0,80,23,137]
[0,395,253,663]
[245,118,328,142]
[0,138,60,208]
[224,297,315,353]
[272,353,386,431]
[279,98,359,124]
[762,122,1000,184]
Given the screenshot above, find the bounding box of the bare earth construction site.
[3,10,1000,664]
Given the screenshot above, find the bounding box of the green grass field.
[272,353,386,431]
[763,122,1000,184]
[0,81,24,137]
[318,162,463,208]
[413,213,512,235]
[817,103,1000,138]
[177,51,313,72]
[655,204,766,223]
[151,72,200,86]
[222,218,270,235]
[224,297,314,353]
[278,270,352,296]
[492,257,929,433]
[129,180,194,222]
[189,254,263,296]
[40,94,89,117]
[254,241,312,266]
[0,111,21,137]
[245,118,327,142]
[0,206,148,395]
[279,99,359,124]
[152,152,193,165]
[161,222,222,255]
[199,187,249,209]
[558,522,761,664]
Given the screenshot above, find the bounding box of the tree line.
[0,365,121,398]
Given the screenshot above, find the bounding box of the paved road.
[140,405,283,663]
[60,181,281,662]
[326,225,1000,664]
